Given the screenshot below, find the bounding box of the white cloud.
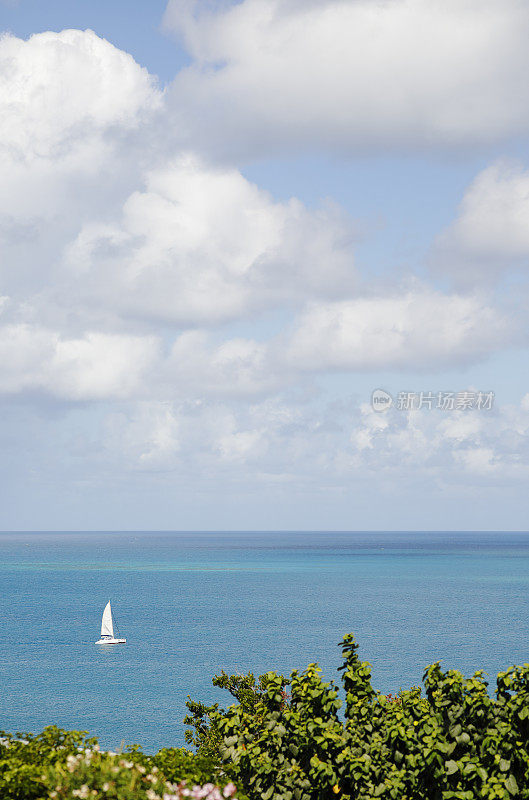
[0,29,163,300]
[348,398,529,485]
[57,155,355,326]
[104,396,330,478]
[0,323,159,400]
[0,30,355,330]
[101,393,529,492]
[105,402,182,470]
[283,288,512,371]
[0,310,283,401]
[165,0,529,156]
[0,29,159,165]
[0,282,517,404]
[436,160,529,282]
[0,18,525,509]
[166,331,281,397]
[216,422,268,464]
[104,400,271,472]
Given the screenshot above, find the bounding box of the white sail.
[100,601,114,638]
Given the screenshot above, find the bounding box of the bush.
[43,750,240,800]
[0,726,244,800]
[185,634,529,799]
[0,726,97,800]
[4,636,529,799]
[126,744,231,787]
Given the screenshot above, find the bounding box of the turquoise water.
[1,531,529,752]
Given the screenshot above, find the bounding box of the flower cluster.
[44,751,240,800]
[164,781,237,800]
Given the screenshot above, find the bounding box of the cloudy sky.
[1,0,529,531]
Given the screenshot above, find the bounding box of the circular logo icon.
[371,389,393,412]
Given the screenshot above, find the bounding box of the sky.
[1,0,529,531]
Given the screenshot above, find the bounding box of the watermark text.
[371,389,494,412]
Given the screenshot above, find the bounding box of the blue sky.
[1,0,528,530]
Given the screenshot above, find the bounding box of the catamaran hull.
[95,638,126,644]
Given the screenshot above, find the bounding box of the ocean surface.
[1,530,529,752]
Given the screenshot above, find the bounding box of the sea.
[1,530,529,752]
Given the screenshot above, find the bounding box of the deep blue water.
[1,531,529,752]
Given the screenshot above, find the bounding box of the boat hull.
[95,638,126,644]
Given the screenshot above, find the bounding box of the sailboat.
[95,601,126,644]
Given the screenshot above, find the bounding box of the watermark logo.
[371,390,494,412]
[371,389,393,412]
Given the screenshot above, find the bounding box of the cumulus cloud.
[104,396,335,478]
[349,398,529,486]
[0,283,517,403]
[165,331,281,397]
[0,28,357,342]
[101,393,529,491]
[164,0,529,156]
[283,288,513,371]
[0,28,159,165]
[0,28,160,224]
[0,19,526,515]
[435,160,529,283]
[0,281,520,403]
[0,29,163,298]
[0,322,159,400]
[105,402,182,470]
[55,155,356,326]
[104,400,271,472]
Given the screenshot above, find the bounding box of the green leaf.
[505,774,519,796]
[499,759,511,772]
[446,760,458,775]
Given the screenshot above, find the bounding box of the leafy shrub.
[0,727,244,800]
[0,726,97,800]
[126,744,230,787]
[4,636,529,799]
[43,750,240,800]
[183,671,280,762]
[186,634,529,799]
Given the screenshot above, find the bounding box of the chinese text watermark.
[371,389,494,412]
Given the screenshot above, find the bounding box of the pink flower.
[223,783,237,798]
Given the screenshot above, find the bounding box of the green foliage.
[125,743,229,787]
[41,750,242,800]
[4,638,529,799]
[183,670,281,763]
[43,751,171,799]
[185,634,529,800]
[0,727,243,800]
[0,726,97,800]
